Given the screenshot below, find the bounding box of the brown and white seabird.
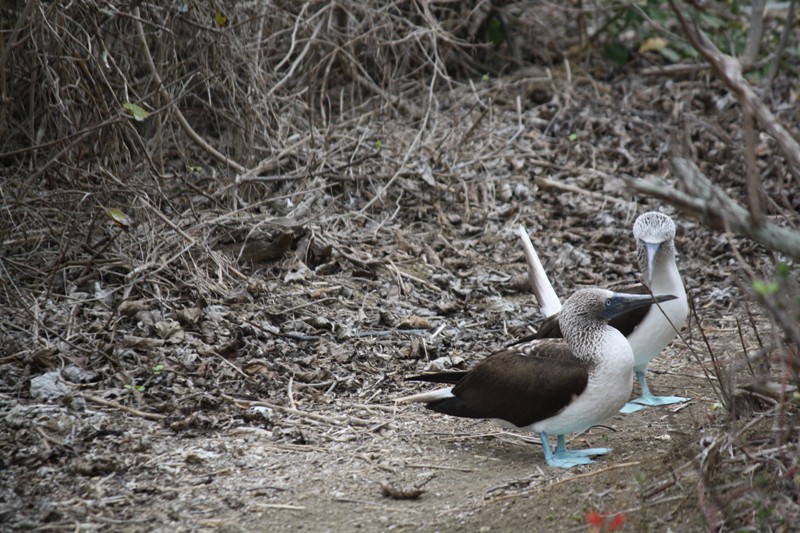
[517,211,690,413]
[396,288,677,469]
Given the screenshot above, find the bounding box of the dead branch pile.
[0,0,575,418]
[0,0,563,302]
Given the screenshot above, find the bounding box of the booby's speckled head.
[633,212,677,284]
[633,211,676,244]
[560,288,614,321]
[559,288,677,353]
[561,287,675,322]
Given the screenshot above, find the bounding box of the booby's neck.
[559,314,617,360]
[639,240,685,296]
[628,239,688,368]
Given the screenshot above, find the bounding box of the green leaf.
[658,47,682,63]
[375,140,383,151]
[568,133,577,142]
[776,262,790,276]
[153,364,164,375]
[643,3,667,23]
[481,73,490,82]
[605,42,629,65]
[753,279,779,295]
[123,102,150,121]
[487,18,504,46]
[103,207,132,229]
[699,13,725,29]
[669,40,699,59]
[622,6,643,26]
[214,11,229,27]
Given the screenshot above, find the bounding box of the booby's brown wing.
[516,282,652,342]
[529,314,562,339]
[419,340,590,428]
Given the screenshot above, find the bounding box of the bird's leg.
[620,369,689,413]
[540,432,592,468]
[635,369,690,405]
[554,434,609,458]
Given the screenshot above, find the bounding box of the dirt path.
[4,352,719,532]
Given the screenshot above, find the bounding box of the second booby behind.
[397,288,677,468]
[518,212,690,413]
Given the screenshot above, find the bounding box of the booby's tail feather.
[394,387,454,403]
[517,226,562,316]
[406,371,466,385]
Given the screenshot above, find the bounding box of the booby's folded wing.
[411,341,589,428]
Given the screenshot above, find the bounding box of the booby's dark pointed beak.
[601,292,677,320]
[644,242,661,284]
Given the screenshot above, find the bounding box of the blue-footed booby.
[396,288,678,469]
[517,211,690,413]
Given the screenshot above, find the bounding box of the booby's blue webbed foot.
[634,394,689,406]
[620,370,690,413]
[555,434,609,457]
[546,454,594,468]
[557,447,610,458]
[541,432,601,468]
[620,401,647,413]
[620,395,689,413]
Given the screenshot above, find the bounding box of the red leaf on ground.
[610,513,626,530]
[586,511,605,526]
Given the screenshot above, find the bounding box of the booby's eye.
[605,299,612,307]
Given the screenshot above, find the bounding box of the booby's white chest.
[628,264,688,368]
[530,329,634,435]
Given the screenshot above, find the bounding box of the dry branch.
[742,0,766,66]
[633,1,800,261]
[83,394,167,421]
[132,6,246,174]
[669,0,800,176]
[222,393,382,428]
[765,0,797,91]
[535,176,633,208]
[624,158,800,260]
